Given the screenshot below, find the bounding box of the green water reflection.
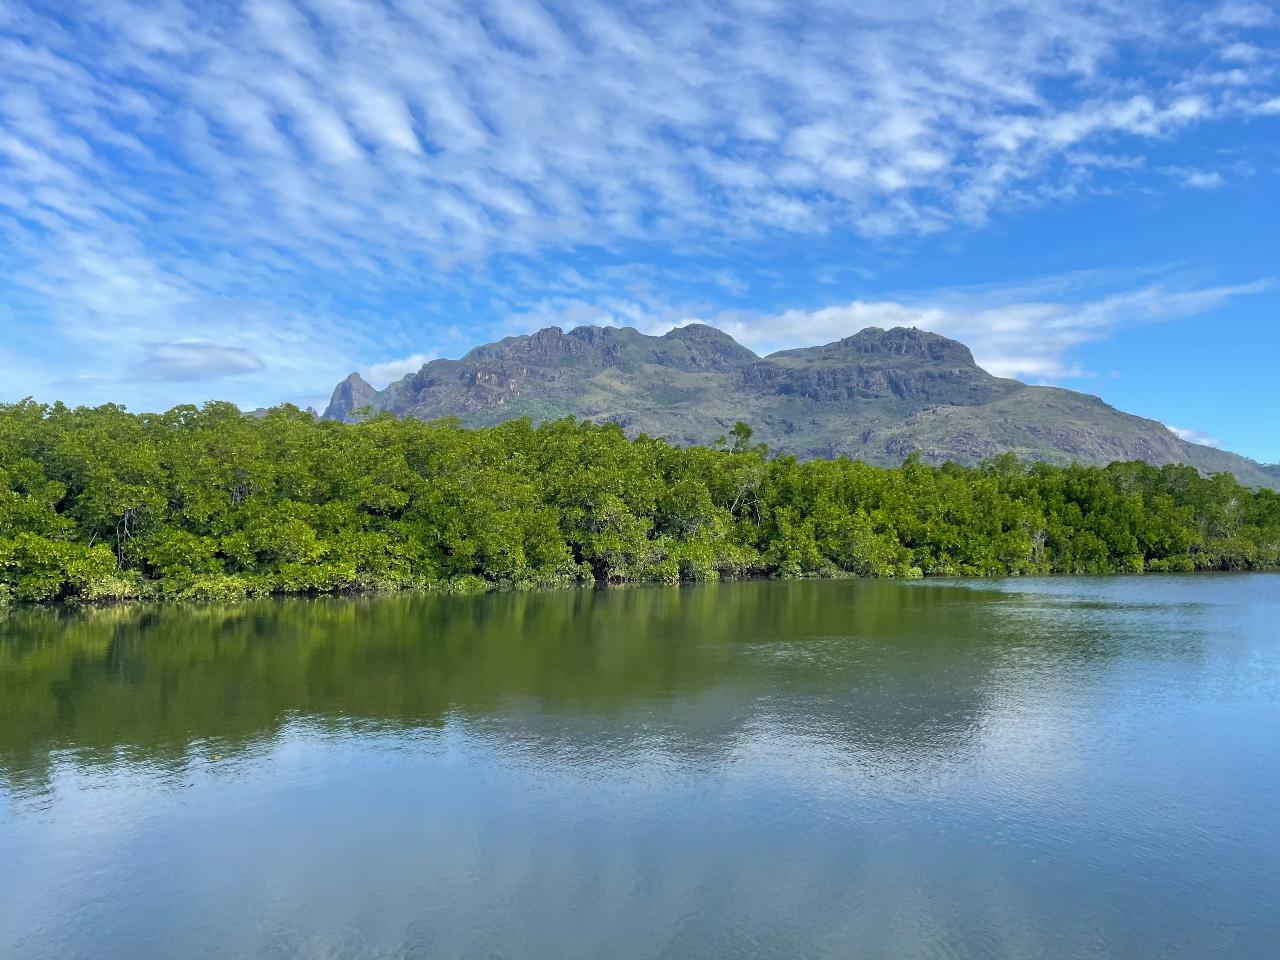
[1,577,1277,959]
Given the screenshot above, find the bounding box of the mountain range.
[323,324,1279,488]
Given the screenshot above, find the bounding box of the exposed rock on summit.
[323,324,1277,488]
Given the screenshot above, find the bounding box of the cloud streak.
[489,268,1272,385]
[713,276,1272,380]
[3,0,1277,274]
[0,0,1276,427]
[1165,424,1222,448]
[363,352,436,388]
[134,341,265,382]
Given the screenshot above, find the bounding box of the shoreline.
[5,566,1277,614]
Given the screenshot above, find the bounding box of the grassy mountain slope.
[323,324,1278,487]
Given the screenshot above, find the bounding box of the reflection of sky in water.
[2,576,1279,959]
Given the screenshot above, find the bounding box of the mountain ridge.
[323,324,1278,488]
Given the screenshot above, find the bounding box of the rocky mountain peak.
[322,372,377,421]
[317,322,1275,488]
[770,326,978,368]
[843,326,976,365]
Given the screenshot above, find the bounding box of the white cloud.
[461,267,1271,387]
[2,0,1276,278]
[0,0,1276,410]
[134,341,265,381]
[363,353,435,387]
[1220,42,1261,63]
[1183,170,1225,189]
[1201,2,1276,29]
[711,274,1271,380]
[1165,424,1222,448]
[1164,166,1227,189]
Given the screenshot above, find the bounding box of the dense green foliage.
[1,400,1278,604]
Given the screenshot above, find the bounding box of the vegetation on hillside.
[1,400,1277,605]
[324,324,1280,488]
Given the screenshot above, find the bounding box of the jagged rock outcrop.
[323,372,378,422]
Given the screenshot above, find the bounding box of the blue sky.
[1,0,1278,461]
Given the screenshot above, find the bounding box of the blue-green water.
[1,576,1278,958]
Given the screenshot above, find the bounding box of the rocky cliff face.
[323,372,378,421]
[322,324,1278,487]
[461,323,756,373]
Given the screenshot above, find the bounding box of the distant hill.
[323,324,1279,488]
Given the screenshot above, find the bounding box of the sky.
[1,0,1278,462]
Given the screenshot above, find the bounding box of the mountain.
[323,324,1279,488]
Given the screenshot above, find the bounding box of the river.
[1,575,1277,958]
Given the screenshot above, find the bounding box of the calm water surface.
[1,576,1278,959]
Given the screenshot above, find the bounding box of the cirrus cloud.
[492,267,1272,385]
[0,0,1276,447]
[1,0,1277,285]
[712,275,1273,380]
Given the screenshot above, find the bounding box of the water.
[1,576,1278,959]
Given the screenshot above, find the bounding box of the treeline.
[1,400,1277,604]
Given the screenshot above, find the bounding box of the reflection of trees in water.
[0,580,1200,791]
